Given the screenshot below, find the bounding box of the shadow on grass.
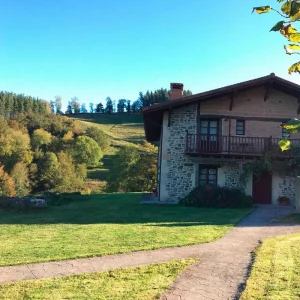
[0,193,253,227]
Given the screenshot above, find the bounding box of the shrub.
[43,192,86,206]
[179,185,252,208]
[85,126,110,151]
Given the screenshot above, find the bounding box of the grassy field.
[73,113,145,145]
[0,193,252,266]
[71,113,148,190]
[240,232,300,299]
[0,259,196,300]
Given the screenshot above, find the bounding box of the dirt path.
[0,206,299,300]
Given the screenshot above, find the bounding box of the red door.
[252,172,272,204]
[200,120,219,152]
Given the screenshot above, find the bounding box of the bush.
[43,191,88,206]
[179,185,252,208]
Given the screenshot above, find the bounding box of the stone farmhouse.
[143,73,300,205]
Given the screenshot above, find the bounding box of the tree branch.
[271,7,290,19]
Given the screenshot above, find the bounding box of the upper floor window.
[236,120,245,135]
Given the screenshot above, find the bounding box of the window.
[236,120,245,135]
[199,167,217,186]
[282,125,288,138]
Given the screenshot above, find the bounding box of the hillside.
[71,113,153,192]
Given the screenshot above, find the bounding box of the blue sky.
[1,0,299,110]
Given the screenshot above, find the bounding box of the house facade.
[143,73,300,205]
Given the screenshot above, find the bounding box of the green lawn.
[276,213,300,224]
[0,259,196,300]
[240,233,300,300]
[0,194,252,266]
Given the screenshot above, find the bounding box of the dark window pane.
[199,167,217,186]
[236,120,245,135]
[200,169,207,175]
[210,121,218,128]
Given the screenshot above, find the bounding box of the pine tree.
[117,99,126,113]
[105,97,113,114]
[65,102,73,114]
[126,100,131,113]
[89,103,94,113]
[80,103,87,113]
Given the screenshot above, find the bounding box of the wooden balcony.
[185,134,300,158]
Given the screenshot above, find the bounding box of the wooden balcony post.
[228,118,231,154]
[269,135,272,152]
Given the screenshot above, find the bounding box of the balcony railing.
[185,134,300,158]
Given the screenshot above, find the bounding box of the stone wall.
[159,104,197,202]
[278,173,296,204]
[223,165,241,189]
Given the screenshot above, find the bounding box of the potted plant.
[277,196,290,206]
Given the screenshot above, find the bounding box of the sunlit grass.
[0,259,197,300]
[0,193,252,266]
[240,233,300,299]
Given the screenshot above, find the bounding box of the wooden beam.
[200,114,289,123]
[264,81,273,101]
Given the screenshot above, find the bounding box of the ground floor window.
[199,166,217,186]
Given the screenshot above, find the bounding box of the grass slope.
[0,194,252,266]
[0,259,196,300]
[72,113,147,188]
[240,233,300,300]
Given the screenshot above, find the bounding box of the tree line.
[0,91,50,116]
[51,88,193,114]
[0,112,109,198]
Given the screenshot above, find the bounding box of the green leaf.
[278,139,291,151]
[287,44,300,50]
[288,62,300,74]
[270,21,285,32]
[281,1,292,15]
[280,24,297,38]
[252,6,271,14]
[288,33,300,42]
[277,0,285,2]
[290,1,300,21]
[284,118,300,131]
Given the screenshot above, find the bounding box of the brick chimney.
[170,83,184,100]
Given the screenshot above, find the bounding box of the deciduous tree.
[10,162,30,197]
[0,165,15,197]
[253,1,300,74]
[85,126,109,151]
[73,136,103,166]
